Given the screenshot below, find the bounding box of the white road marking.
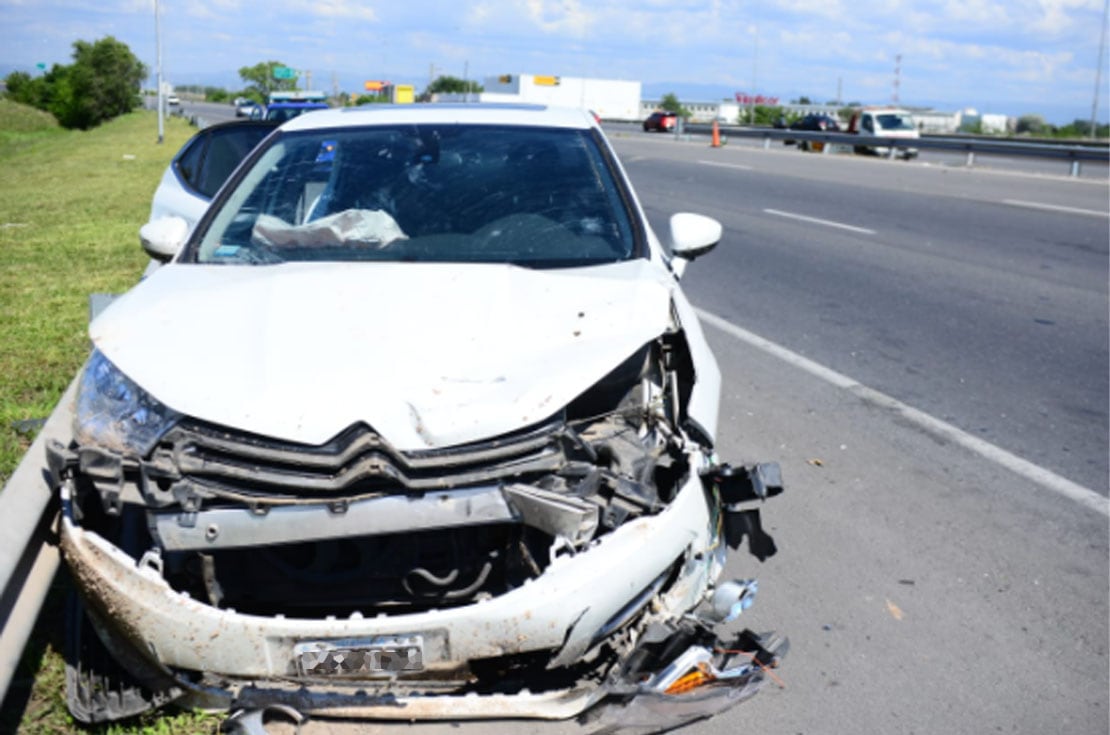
[697,160,754,171]
[764,208,877,235]
[695,308,1110,518]
[1003,199,1109,218]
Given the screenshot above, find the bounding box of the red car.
[643,110,677,132]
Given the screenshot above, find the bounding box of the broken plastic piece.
[710,462,784,504]
[709,579,758,622]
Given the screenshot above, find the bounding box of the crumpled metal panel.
[60,470,713,687]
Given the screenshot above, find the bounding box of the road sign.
[273,66,296,80]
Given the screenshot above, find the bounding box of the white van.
[847,107,919,159]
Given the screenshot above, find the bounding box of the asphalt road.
[608,134,1109,735]
[611,134,1109,494]
[616,121,1110,181]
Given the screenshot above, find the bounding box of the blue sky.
[2,0,1108,124]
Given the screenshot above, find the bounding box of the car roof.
[279,103,598,132]
[268,101,329,108]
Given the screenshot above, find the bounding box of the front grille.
[151,418,567,499]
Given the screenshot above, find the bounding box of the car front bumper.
[58,466,785,725]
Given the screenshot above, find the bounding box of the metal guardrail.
[681,123,1110,177]
[0,376,77,705]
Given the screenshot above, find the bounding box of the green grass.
[0,101,219,734]
[0,102,192,486]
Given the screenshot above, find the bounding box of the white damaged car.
[48,104,785,732]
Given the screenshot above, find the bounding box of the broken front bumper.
[56,461,786,726]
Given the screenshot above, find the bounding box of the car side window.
[175,135,206,191]
[193,127,272,199]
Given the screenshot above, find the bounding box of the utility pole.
[155,0,163,144]
[1090,0,1109,139]
[892,54,902,105]
[750,26,758,124]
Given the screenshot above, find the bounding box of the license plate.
[295,636,424,677]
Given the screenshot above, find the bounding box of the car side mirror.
[139,216,188,262]
[669,213,721,277]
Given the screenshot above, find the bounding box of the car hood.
[91,260,676,450]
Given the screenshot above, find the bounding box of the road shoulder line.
[696,307,1109,518]
[763,208,876,235]
[1002,199,1110,218]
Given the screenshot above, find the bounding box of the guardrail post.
[763,135,771,150]
[888,144,897,160]
[1070,159,1081,177]
[966,150,975,168]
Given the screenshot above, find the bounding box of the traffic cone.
[711,120,721,148]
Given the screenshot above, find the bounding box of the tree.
[659,92,690,118]
[1056,119,1093,138]
[1015,114,1048,136]
[422,75,483,98]
[4,36,146,129]
[4,71,49,109]
[204,87,230,103]
[750,105,783,126]
[353,93,390,105]
[238,61,298,98]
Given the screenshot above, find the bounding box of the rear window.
[192,124,638,268]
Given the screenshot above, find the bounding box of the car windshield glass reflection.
[876,114,915,131]
[194,125,636,267]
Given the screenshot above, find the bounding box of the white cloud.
[524,0,594,35]
[941,0,1010,25]
[768,0,845,20]
[1029,0,1101,34]
[282,0,377,21]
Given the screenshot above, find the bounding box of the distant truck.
[846,107,920,159]
[253,90,329,122]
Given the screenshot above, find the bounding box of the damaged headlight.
[74,349,180,457]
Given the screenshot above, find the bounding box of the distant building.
[435,74,641,121]
[908,108,960,134]
[956,108,1013,134]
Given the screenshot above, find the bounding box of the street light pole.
[750,26,758,124]
[155,0,163,143]
[1090,0,1109,139]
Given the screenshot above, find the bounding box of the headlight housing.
[73,349,181,457]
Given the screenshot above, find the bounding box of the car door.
[149,121,279,230]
